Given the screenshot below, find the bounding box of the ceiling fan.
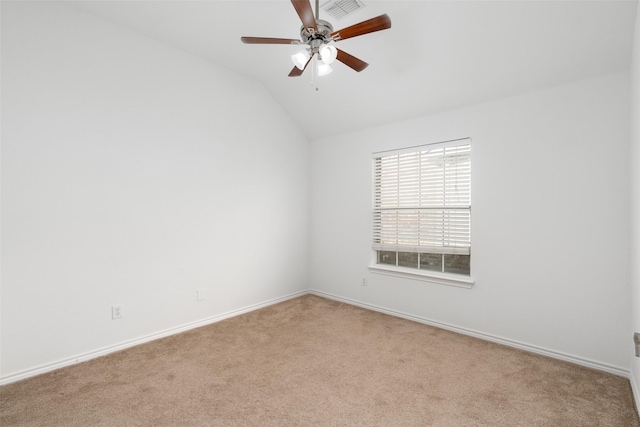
[241,0,391,77]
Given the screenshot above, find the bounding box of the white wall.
[310,71,631,372]
[0,2,309,381]
[630,0,640,402]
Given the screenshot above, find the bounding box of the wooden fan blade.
[288,55,313,77]
[241,37,301,45]
[336,48,369,72]
[331,14,391,41]
[291,0,317,32]
[288,66,305,77]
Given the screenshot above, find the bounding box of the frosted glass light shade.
[317,61,333,76]
[291,50,311,70]
[319,45,338,64]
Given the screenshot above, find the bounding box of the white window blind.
[373,139,471,255]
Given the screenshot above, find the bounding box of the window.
[370,138,472,287]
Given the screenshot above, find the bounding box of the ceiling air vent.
[320,0,366,21]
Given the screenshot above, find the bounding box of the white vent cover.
[320,0,366,21]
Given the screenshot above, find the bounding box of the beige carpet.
[1,294,638,426]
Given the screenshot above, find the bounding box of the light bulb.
[319,45,338,65]
[291,49,311,70]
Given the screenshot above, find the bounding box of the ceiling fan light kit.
[319,45,338,64]
[292,50,312,70]
[241,0,391,79]
[317,60,333,76]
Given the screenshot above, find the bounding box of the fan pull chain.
[310,56,319,91]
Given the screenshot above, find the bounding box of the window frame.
[368,138,474,289]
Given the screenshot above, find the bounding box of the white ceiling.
[64,0,638,140]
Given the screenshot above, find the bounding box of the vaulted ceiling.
[64,0,638,140]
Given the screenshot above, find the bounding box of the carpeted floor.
[1,294,638,426]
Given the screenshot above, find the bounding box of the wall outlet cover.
[112,305,123,320]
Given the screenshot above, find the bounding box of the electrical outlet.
[361,277,367,286]
[197,288,206,301]
[112,305,123,320]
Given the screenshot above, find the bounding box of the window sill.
[368,264,474,289]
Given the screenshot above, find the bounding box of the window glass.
[398,252,419,268]
[420,253,442,272]
[444,254,471,275]
[378,251,396,266]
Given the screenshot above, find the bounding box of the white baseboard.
[0,290,308,386]
[631,369,640,415]
[2,289,631,387]
[309,289,631,378]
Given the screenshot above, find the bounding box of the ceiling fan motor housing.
[300,19,334,52]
